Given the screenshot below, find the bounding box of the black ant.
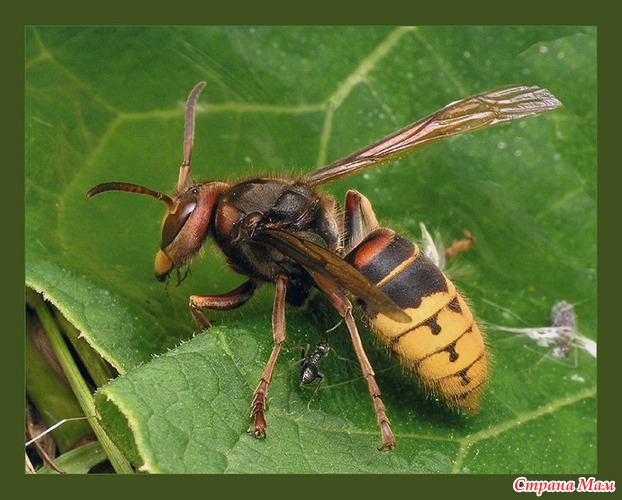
[298,342,331,407]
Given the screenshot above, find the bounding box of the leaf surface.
[26,26,596,473]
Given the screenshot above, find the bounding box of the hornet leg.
[249,274,288,438]
[189,280,256,330]
[309,270,396,451]
[343,190,379,251]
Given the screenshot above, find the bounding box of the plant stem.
[29,291,134,474]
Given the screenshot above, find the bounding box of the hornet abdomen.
[345,227,488,412]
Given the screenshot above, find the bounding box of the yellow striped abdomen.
[345,227,488,412]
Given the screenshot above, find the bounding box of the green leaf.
[26,26,596,473]
[36,442,108,474]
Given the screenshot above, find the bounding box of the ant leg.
[301,343,311,359]
[189,280,256,330]
[305,372,325,411]
[343,190,379,251]
[249,274,288,439]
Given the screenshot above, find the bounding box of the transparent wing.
[256,229,410,323]
[303,85,562,185]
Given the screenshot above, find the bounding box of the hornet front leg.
[248,274,289,439]
[189,280,257,329]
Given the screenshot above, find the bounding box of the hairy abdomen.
[345,227,488,412]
